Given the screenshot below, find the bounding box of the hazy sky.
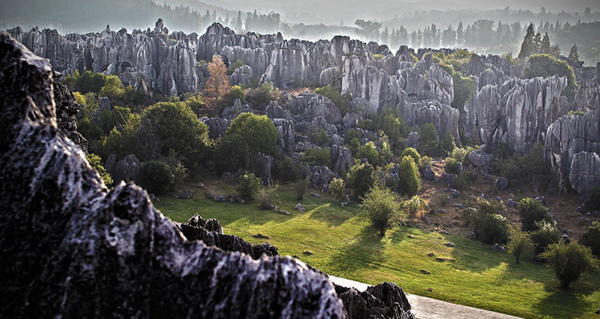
[201,0,600,23]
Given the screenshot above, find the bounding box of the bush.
[380,112,409,148]
[139,161,175,195]
[401,195,426,218]
[401,147,421,167]
[530,220,561,255]
[246,83,279,109]
[508,229,532,264]
[275,156,300,183]
[329,178,346,202]
[363,186,402,236]
[439,133,456,156]
[419,123,439,157]
[397,156,421,196]
[581,221,600,257]
[315,85,352,114]
[347,161,374,199]
[542,241,598,288]
[295,179,308,201]
[524,54,577,98]
[473,198,509,244]
[518,198,552,231]
[585,188,600,211]
[451,147,472,162]
[356,142,381,166]
[310,129,330,146]
[257,185,278,210]
[218,112,278,171]
[218,85,245,110]
[86,153,113,187]
[302,148,331,167]
[494,144,553,191]
[237,172,261,201]
[445,157,462,175]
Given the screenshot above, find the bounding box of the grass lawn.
[156,183,600,319]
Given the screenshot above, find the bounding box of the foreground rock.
[0,33,414,319]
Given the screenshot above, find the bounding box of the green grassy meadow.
[156,183,600,319]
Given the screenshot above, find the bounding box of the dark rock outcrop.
[53,79,88,152]
[336,282,415,319]
[1,32,347,319]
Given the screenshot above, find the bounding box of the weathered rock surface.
[308,165,338,191]
[331,145,353,175]
[0,32,349,319]
[105,154,142,183]
[229,64,256,86]
[201,116,229,139]
[336,283,415,319]
[53,79,88,152]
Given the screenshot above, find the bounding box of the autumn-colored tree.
[204,55,231,109]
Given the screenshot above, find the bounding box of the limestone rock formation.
[0,32,347,319]
[336,283,414,319]
[201,116,230,139]
[308,165,338,191]
[53,79,88,152]
[105,154,142,183]
[253,152,274,185]
[230,64,256,86]
[331,145,353,175]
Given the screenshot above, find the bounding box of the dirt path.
[329,276,523,319]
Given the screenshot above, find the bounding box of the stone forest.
[1,2,599,318]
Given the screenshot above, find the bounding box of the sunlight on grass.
[156,185,600,319]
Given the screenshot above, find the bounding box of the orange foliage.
[203,55,231,109]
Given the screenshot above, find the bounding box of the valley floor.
[156,181,600,319]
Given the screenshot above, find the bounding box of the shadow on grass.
[389,226,412,244]
[328,226,386,274]
[533,285,597,319]
[448,236,505,273]
[308,203,358,227]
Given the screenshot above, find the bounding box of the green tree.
[419,123,439,156]
[398,156,421,195]
[531,220,561,255]
[518,23,538,59]
[473,198,510,244]
[518,198,553,231]
[139,161,175,195]
[542,241,598,289]
[347,161,374,199]
[581,221,600,257]
[237,172,261,201]
[439,133,456,156]
[315,85,351,114]
[508,229,532,264]
[86,153,113,187]
[356,142,381,166]
[401,147,421,167]
[329,178,346,202]
[302,148,331,167]
[218,112,278,171]
[363,186,402,236]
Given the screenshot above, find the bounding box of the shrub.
[356,142,381,166]
[302,148,331,167]
[531,220,561,255]
[275,156,300,183]
[401,147,421,167]
[542,241,598,288]
[451,147,472,162]
[311,129,330,146]
[139,161,175,195]
[257,185,278,210]
[380,112,409,148]
[86,153,113,187]
[246,82,279,109]
[397,156,421,196]
[329,178,346,202]
[228,60,245,74]
[473,198,509,244]
[363,186,402,236]
[494,144,553,191]
[518,198,552,231]
[419,123,439,157]
[474,213,510,244]
[218,85,245,110]
[524,54,577,98]
[401,195,426,218]
[218,112,278,171]
[581,221,600,257]
[585,188,600,212]
[315,85,352,114]
[295,178,309,201]
[439,133,456,156]
[445,157,462,175]
[508,229,532,264]
[347,161,374,199]
[237,172,261,201]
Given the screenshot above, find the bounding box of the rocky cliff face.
[0,32,415,319]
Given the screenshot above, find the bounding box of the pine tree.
[203,55,231,109]
[457,21,464,45]
[398,156,421,195]
[518,23,536,59]
[568,44,580,63]
[540,33,551,53]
